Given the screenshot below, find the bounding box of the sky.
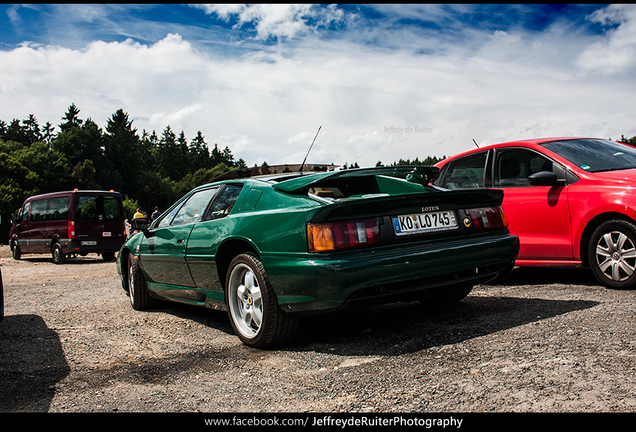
[1,4,635,168]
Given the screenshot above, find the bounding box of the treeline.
[0,104,247,241]
[340,157,444,170]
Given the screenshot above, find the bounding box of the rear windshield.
[541,139,636,172]
[308,174,431,200]
[76,195,122,220]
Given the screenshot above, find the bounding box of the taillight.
[68,221,75,239]
[308,218,381,252]
[466,206,508,231]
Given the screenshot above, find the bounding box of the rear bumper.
[262,232,520,316]
[64,239,124,254]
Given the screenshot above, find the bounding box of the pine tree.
[188,131,211,171]
[104,109,144,194]
[52,106,106,184]
[157,126,188,180]
[22,114,42,145]
[59,103,83,133]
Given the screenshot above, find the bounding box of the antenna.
[472,139,479,148]
[300,126,321,173]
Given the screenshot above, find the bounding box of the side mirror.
[131,217,152,231]
[10,214,19,224]
[528,171,563,187]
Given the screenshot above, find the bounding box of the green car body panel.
[116,166,519,344]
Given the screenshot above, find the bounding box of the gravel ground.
[1,244,635,419]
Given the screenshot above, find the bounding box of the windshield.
[540,139,636,172]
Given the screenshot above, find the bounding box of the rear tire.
[589,219,636,289]
[429,284,474,305]
[128,254,155,310]
[52,243,66,264]
[226,252,298,348]
[102,252,115,262]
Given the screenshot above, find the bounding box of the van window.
[77,195,122,220]
[47,197,69,221]
[21,202,30,222]
[77,196,98,219]
[31,199,48,222]
[103,196,121,219]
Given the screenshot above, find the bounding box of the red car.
[435,137,636,289]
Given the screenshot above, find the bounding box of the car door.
[491,147,573,261]
[186,184,245,292]
[141,187,219,288]
[14,201,31,253]
[28,199,49,253]
[45,196,70,245]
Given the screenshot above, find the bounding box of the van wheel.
[102,252,115,262]
[11,241,21,260]
[52,243,66,264]
[128,254,154,310]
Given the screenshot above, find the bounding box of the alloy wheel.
[595,230,636,282]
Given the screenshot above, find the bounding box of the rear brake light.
[467,206,507,231]
[68,221,75,239]
[308,218,381,252]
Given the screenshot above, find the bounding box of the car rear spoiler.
[272,166,441,193]
[212,164,338,182]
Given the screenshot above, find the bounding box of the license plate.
[103,232,111,237]
[392,210,458,235]
[81,241,97,246]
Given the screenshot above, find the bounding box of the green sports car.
[116,165,519,348]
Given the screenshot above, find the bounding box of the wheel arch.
[118,247,134,291]
[49,237,61,251]
[580,212,636,267]
[215,239,260,290]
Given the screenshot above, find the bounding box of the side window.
[495,149,554,188]
[207,184,243,220]
[21,202,31,222]
[440,152,487,190]
[169,187,219,227]
[157,203,181,229]
[31,199,47,222]
[47,197,69,221]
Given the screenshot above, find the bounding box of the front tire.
[226,252,298,348]
[11,241,21,260]
[589,219,636,289]
[128,254,155,310]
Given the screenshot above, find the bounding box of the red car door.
[493,148,573,262]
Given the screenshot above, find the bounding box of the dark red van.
[9,190,126,264]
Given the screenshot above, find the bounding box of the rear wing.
[272,166,440,194]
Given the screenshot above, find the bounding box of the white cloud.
[577,4,636,74]
[1,5,635,169]
[194,4,345,40]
